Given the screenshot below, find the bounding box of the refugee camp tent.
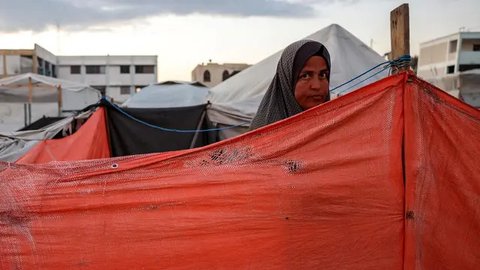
[1,71,479,269]
[0,109,97,163]
[0,73,101,131]
[111,81,213,156]
[15,98,216,161]
[122,81,208,108]
[106,102,215,156]
[208,24,389,139]
[16,108,110,164]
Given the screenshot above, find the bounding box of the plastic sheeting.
[106,104,216,156]
[0,116,76,162]
[404,78,480,269]
[1,72,479,269]
[16,108,110,164]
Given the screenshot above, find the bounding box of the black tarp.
[105,103,217,157]
[18,116,65,131]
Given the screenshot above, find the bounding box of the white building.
[192,62,250,88]
[1,44,157,103]
[417,31,480,106]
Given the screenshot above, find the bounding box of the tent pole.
[24,103,28,127]
[28,76,33,125]
[189,109,207,149]
[57,85,62,116]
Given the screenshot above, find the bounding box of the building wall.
[418,42,449,66]
[192,62,251,88]
[0,49,36,77]
[417,33,460,80]
[0,44,158,103]
[417,31,480,99]
[56,54,157,102]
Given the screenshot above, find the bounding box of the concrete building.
[192,62,250,88]
[0,44,157,102]
[417,31,480,106]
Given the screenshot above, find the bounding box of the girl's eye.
[299,73,311,80]
[319,71,329,79]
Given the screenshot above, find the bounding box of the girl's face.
[294,56,329,110]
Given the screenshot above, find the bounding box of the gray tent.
[122,81,208,108]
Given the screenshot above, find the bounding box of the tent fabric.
[0,72,479,269]
[0,116,76,162]
[18,116,66,131]
[0,110,95,162]
[0,72,101,109]
[106,104,216,156]
[404,78,480,269]
[16,108,110,164]
[122,81,208,108]
[207,24,389,132]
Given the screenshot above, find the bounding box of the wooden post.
[390,3,410,71]
[57,85,63,116]
[2,54,6,77]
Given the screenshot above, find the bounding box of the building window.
[37,57,44,75]
[474,44,480,51]
[222,70,229,81]
[459,64,480,72]
[120,86,131,95]
[449,40,457,53]
[92,85,106,96]
[135,65,154,74]
[447,65,455,74]
[120,65,130,74]
[203,70,211,82]
[70,65,81,74]
[86,65,106,74]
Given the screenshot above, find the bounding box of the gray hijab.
[250,40,331,130]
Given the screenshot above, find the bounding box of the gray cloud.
[0,0,319,32]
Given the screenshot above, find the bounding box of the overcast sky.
[1,0,479,81]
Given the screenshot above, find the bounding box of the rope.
[331,55,411,94]
[103,98,249,133]
[335,65,392,95]
[100,55,411,133]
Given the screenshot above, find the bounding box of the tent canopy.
[207,24,389,126]
[0,72,101,110]
[122,81,208,108]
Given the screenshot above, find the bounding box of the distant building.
[0,44,157,102]
[192,62,251,88]
[417,31,480,107]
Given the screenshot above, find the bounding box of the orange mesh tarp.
[404,77,480,269]
[1,72,479,269]
[16,108,110,164]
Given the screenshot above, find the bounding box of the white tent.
[207,24,389,138]
[0,73,101,109]
[0,73,101,131]
[122,81,208,108]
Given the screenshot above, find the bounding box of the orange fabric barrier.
[16,108,110,164]
[404,77,480,269]
[0,73,478,269]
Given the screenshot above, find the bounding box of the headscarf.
[250,40,331,130]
